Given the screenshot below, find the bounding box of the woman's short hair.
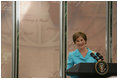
[73,32,87,44]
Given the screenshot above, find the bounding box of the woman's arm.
[67,53,74,70]
[66,53,80,78]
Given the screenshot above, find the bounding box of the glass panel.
[67,2,106,77]
[19,1,60,78]
[1,1,13,78]
[68,1,106,59]
[112,1,117,63]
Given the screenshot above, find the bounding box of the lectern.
[66,63,117,78]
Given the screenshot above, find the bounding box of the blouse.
[67,48,97,78]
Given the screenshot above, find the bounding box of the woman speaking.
[67,32,97,78]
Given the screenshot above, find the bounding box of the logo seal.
[95,61,109,75]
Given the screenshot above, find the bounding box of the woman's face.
[75,36,86,49]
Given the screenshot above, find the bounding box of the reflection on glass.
[1,1,13,78]
[19,1,60,78]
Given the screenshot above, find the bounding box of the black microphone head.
[90,53,95,57]
[96,52,100,56]
[90,53,98,61]
[96,52,104,60]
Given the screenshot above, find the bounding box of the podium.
[66,63,117,78]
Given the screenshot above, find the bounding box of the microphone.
[96,52,104,60]
[90,53,99,61]
[90,52,109,75]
